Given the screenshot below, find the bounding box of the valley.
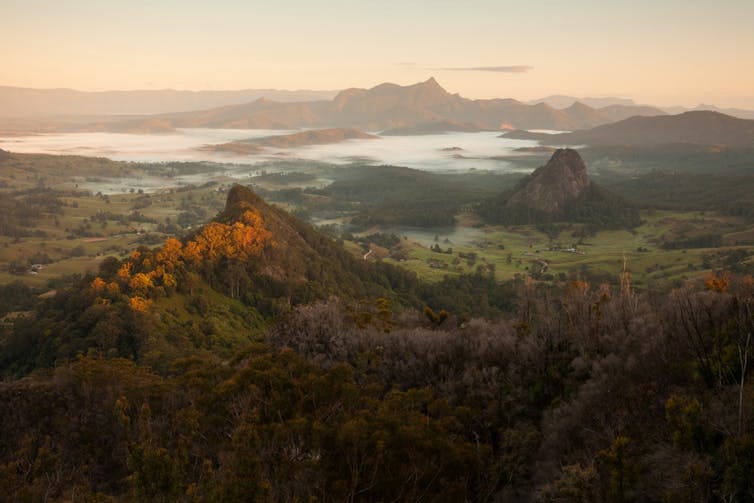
[1,146,751,295]
[2,69,754,499]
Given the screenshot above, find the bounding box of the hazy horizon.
[3,0,754,109]
[2,79,752,113]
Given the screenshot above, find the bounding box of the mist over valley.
[3,2,754,501]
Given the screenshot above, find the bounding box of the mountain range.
[532,95,754,120]
[5,81,754,135]
[0,86,338,118]
[74,78,668,133]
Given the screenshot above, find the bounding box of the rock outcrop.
[478,148,641,229]
[506,148,589,214]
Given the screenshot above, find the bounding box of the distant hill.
[663,103,754,120]
[380,120,483,135]
[145,98,328,130]
[0,86,339,117]
[87,78,668,133]
[531,95,640,109]
[505,149,590,214]
[532,94,754,121]
[532,95,677,122]
[503,111,754,147]
[479,148,641,229]
[590,103,669,124]
[206,128,378,154]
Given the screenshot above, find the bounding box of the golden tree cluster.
[180,210,272,266]
[90,209,272,311]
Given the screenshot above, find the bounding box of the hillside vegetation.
[2,222,753,500]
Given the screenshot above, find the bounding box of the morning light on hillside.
[1,1,754,501]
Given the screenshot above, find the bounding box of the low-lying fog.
[0,129,284,162]
[1,129,539,168]
[0,128,542,194]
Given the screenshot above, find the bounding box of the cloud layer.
[439,65,533,73]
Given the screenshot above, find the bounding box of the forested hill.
[0,184,437,375]
[2,185,753,501]
[1,184,521,376]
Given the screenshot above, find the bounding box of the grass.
[378,210,754,289]
[0,185,226,287]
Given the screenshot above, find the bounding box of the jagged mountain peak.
[333,78,455,108]
[480,148,639,228]
[416,76,444,91]
[505,148,589,214]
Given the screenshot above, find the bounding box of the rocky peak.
[218,184,269,224]
[505,148,589,214]
[332,78,455,113]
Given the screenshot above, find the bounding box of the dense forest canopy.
[1,184,753,501]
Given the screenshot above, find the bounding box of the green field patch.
[361,210,754,288]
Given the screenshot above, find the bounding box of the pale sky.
[2,0,754,108]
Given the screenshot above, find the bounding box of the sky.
[3,0,754,108]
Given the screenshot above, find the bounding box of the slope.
[506,110,754,147]
[1,185,429,375]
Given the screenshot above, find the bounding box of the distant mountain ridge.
[532,94,754,120]
[84,78,671,133]
[0,86,339,118]
[663,103,754,120]
[532,95,641,109]
[380,120,483,135]
[504,110,754,147]
[6,83,753,131]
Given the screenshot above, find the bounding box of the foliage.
[606,171,754,220]
[3,262,754,501]
[314,165,510,229]
[3,181,754,501]
[0,188,63,237]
